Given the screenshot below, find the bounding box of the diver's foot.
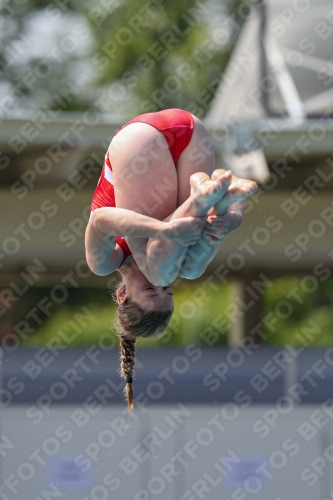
[190,170,232,212]
[213,175,258,214]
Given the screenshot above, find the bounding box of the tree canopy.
[0,0,247,115]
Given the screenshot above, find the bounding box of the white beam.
[265,35,306,122]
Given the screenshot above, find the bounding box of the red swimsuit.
[90,108,194,267]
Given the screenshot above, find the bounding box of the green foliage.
[25,304,117,346]
[86,0,230,115]
[1,0,240,114]
[264,277,333,346]
[0,0,91,111]
[22,276,333,348]
[22,280,232,348]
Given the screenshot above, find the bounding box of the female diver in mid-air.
[85,109,257,414]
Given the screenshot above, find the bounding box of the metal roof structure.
[209,0,333,122]
[206,0,333,181]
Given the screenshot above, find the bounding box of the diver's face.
[118,265,173,311]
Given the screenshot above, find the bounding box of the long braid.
[119,334,136,414]
[113,279,173,415]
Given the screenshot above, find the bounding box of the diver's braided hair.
[119,334,136,414]
[113,282,173,415]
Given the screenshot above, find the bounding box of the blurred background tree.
[85,0,233,115]
[22,276,333,348]
[0,0,246,115]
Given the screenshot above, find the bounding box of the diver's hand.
[165,216,207,245]
[203,207,244,243]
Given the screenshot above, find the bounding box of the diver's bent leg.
[145,170,232,283]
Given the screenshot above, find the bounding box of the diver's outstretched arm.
[85,206,206,276]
